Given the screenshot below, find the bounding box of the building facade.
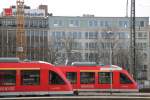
[0,5,49,61]
[48,15,150,87]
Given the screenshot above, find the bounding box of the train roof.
[0,57,54,69]
[57,64,123,71]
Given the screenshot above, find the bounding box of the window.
[21,70,40,85]
[69,20,79,27]
[138,32,142,38]
[85,32,98,39]
[99,72,113,84]
[88,20,98,27]
[66,72,77,84]
[119,21,128,28]
[52,31,65,39]
[80,72,95,84]
[53,20,63,27]
[119,32,129,39]
[140,21,144,27]
[120,73,132,84]
[0,70,16,86]
[49,71,65,84]
[100,21,104,27]
[104,21,111,27]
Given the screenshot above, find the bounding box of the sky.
[0,0,150,17]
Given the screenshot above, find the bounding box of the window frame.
[80,72,95,84]
[0,70,16,86]
[98,72,113,84]
[21,70,40,86]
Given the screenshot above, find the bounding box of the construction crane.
[16,0,26,59]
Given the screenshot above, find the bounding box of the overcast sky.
[0,0,150,17]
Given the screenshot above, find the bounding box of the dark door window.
[49,71,65,84]
[66,72,77,84]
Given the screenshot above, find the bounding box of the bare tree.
[48,34,82,65]
[95,27,131,69]
[63,35,82,65]
[95,28,121,65]
[47,37,60,64]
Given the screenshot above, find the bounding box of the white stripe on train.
[0,91,73,96]
[74,89,139,92]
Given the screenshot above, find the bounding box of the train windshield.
[0,70,16,86]
[49,71,65,84]
[120,73,133,84]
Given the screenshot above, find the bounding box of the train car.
[0,58,73,96]
[56,62,138,95]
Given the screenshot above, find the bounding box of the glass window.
[100,21,104,27]
[88,20,98,27]
[80,72,95,84]
[140,21,144,27]
[69,20,79,27]
[49,71,65,84]
[120,73,132,84]
[85,32,88,39]
[0,70,16,86]
[54,20,63,27]
[119,21,128,28]
[138,32,142,38]
[78,32,82,39]
[66,72,77,84]
[21,70,40,85]
[99,72,113,84]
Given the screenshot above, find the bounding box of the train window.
[99,72,113,84]
[0,70,16,86]
[80,72,95,84]
[66,72,77,84]
[120,73,133,84]
[21,70,40,85]
[49,71,65,84]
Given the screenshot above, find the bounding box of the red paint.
[4,8,12,16]
[56,65,138,92]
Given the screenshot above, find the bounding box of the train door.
[79,71,96,91]
[48,70,66,95]
[97,71,114,92]
[66,72,78,89]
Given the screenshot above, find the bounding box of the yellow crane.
[16,0,26,59]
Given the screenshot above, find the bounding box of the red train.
[0,58,73,96]
[56,62,138,95]
[0,58,138,96]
